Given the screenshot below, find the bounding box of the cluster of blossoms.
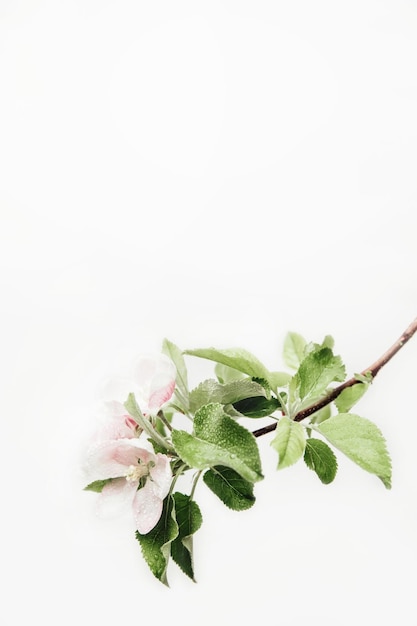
[84,355,177,534]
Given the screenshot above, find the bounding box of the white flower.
[85,439,172,534]
[101,353,176,416]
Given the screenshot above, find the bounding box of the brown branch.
[253,316,417,438]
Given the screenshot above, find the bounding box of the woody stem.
[253,316,417,438]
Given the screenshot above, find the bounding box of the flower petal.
[132,481,164,534]
[133,354,176,413]
[148,453,172,500]
[93,402,138,442]
[147,379,176,412]
[96,478,137,518]
[84,439,152,482]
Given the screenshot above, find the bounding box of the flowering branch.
[253,317,417,438]
[83,319,417,585]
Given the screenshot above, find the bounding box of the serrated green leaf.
[172,431,262,483]
[171,493,202,582]
[334,383,369,413]
[83,478,113,493]
[269,371,292,389]
[283,332,307,369]
[136,495,178,586]
[162,339,189,410]
[354,371,373,383]
[189,378,267,414]
[304,438,338,484]
[317,413,392,488]
[222,404,247,418]
[232,395,281,418]
[251,377,272,398]
[271,416,306,469]
[321,335,335,350]
[305,335,335,355]
[184,347,274,388]
[172,403,263,483]
[215,362,246,384]
[296,347,346,405]
[203,466,255,510]
[194,404,262,475]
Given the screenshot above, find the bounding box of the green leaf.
[269,371,292,389]
[162,339,189,410]
[270,416,306,469]
[334,383,369,413]
[251,377,272,398]
[317,413,392,488]
[203,466,255,510]
[172,432,262,483]
[321,335,335,350]
[295,347,346,405]
[172,403,263,483]
[354,371,373,384]
[189,378,267,414]
[171,493,202,582]
[136,495,178,586]
[194,403,263,474]
[232,395,281,418]
[304,438,338,484]
[215,362,246,384]
[283,332,307,369]
[305,335,335,355]
[184,347,274,388]
[83,478,112,493]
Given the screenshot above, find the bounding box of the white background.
[1,1,416,624]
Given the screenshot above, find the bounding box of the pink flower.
[94,401,139,442]
[85,439,172,534]
[101,353,176,416]
[90,353,176,445]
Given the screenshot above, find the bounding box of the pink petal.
[96,478,137,518]
[148,453,172,499]
[85,439,151,483]
[148,379,176,412]
[133,354,176,413]
[132,481,164,534]
[93,402,138,442]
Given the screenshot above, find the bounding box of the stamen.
[125,463,149,482]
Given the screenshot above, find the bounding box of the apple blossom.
[85,438,172,534]
[93,400,139,443]
[101,353,176,416]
